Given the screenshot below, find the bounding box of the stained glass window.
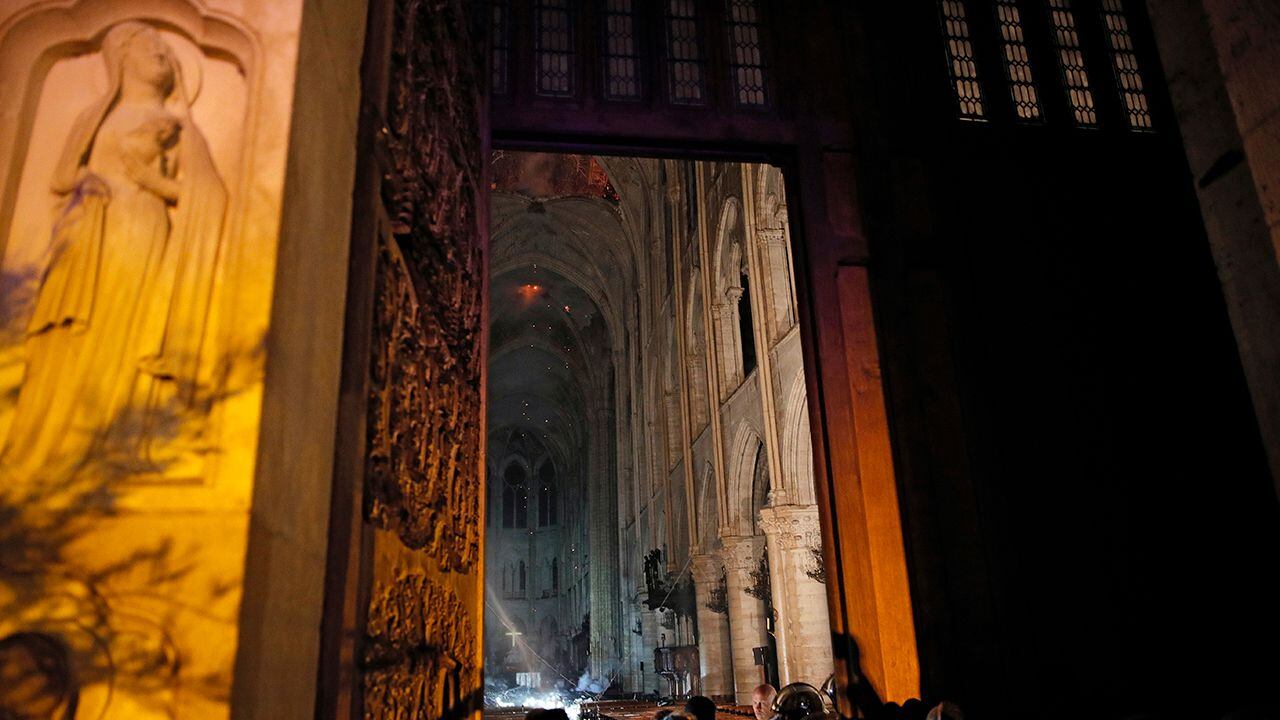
[994,0,1042,121]
[492,0,511,95]
[1100,0,1153,129]
[940,0,986,120]
[666,0,708,105]
[1046,0,1097,126]
[725,0,768,107]
[601,0,642,100]
[535,0,575,97]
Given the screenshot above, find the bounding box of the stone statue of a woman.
[1,22,227,481]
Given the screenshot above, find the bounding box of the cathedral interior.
[0,1,1279,719]
[483,152,832,706]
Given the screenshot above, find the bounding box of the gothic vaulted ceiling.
[488,152,655,482]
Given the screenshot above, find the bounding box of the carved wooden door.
[318,0,488,718]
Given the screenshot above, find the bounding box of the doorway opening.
[483,151,833,720]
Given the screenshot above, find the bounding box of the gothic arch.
[755,164,787,231]
[502,459,531,529]
[536,458,558,526]
[752,163,796,342]
[663,326,683,470]
[541,615,560,644]
[695,462,719,550]
[712,196,744,297]
[781,373,816,506]
[710,197,749,394]
[727,422,766,536]
[489,228,627,357]
[489,190,636,360]
[594,155,656,284]
[685,270,711,433]
[750,442,771,534]
[497,450,535,480]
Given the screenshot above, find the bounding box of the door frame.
[315,0,919,712]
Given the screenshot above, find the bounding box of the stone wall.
[610,160,834,702]
[1146,0,1280,495]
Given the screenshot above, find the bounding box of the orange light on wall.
[517,284,542,303]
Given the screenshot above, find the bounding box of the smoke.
[575,670,607,694]
[486,685,585,720]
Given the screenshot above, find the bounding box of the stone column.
[691,554,734,698]
[589,407,622,683]
[758,504,833,687]
[720,534,769,704]
[622,601,642,692]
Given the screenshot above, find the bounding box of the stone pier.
[720,534,769,704]
[691,554,735,697]
[759,504,833,687]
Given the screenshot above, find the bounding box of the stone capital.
[755,227,786,247]
[690,554,724,584]
[718,534,766,574]
[757,504,823,552]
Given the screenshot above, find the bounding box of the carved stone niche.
[0,1,260,492]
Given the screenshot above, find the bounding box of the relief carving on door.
[363,0,484,575]
[363,574,479,720]
[355,0,486,717]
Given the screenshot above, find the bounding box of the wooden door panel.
[321,0,488,717]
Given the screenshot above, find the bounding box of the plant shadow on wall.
[704,570,729,616]
[0,269,263,717]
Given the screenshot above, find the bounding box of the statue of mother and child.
[2,21,228,483]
